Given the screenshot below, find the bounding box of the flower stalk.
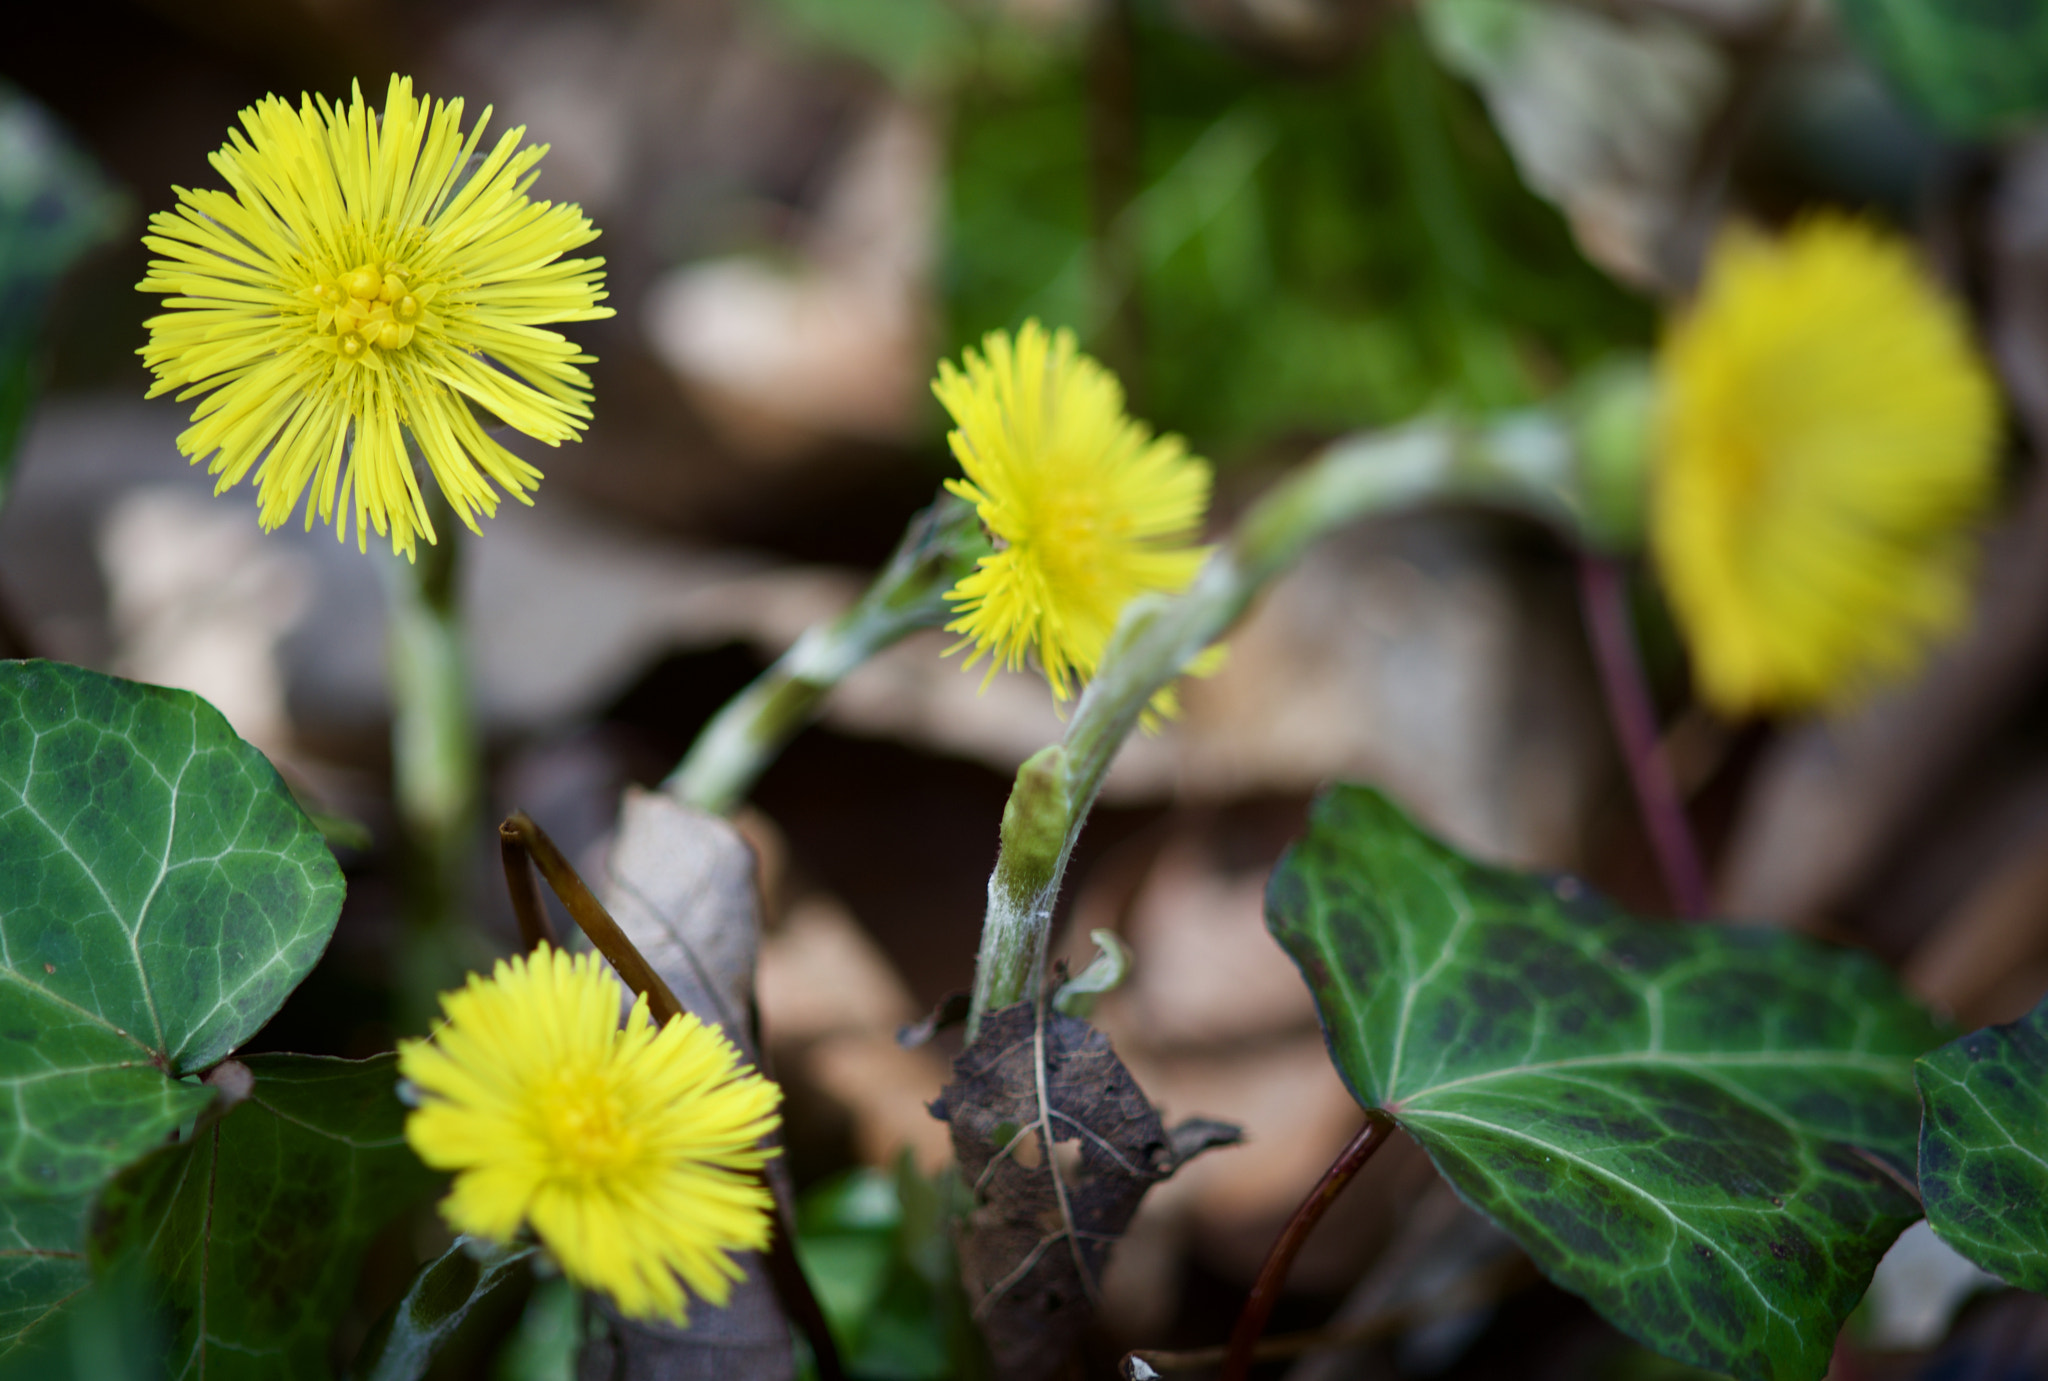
[384,501,486,1022]
[965,413,1588,1037]
[666,492,990,814]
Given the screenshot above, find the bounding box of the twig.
[499,811,687,1025]
[1577,554,1709,918]
[1219,1111,1399,1381]
[499,832,558,953]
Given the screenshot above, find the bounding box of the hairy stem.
[1218,1112,1399,1381]
[384,506,484,1024]
[965,415,1586,1036]
[666,493,990,815]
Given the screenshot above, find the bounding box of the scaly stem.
[385,503,485,1024]
[1577,554,1708,917]
[1219,1111,1399,1381]
[666,493,990,815]
[966,415,1586,1037]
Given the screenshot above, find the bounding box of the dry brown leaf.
[936,1003,1231,1381]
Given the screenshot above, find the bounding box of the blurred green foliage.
[0,81,125,492]
[794,1157,978,1381]
[941,8,1652,452]
[1836,0,2048,137]
[0,1252,167,1381]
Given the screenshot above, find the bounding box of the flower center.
[309,260,427,358]
[1037,488,1109,589]
[536,1066,645,1182]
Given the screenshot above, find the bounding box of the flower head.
[399,943,781,1324]
[1651,217,2000,713]
[937,321,1213,702]
[139,75,613,558]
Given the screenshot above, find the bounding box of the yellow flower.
[138,75,613,558]
[1652,217,2000,713]
[399,943,781,1324]
[937,321,1213,702]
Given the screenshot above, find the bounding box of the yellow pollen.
[342,264,383,300]
[315,261,424,354]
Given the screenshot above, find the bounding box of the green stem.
[665,492,990,814]
[964,414,1586,1038]
[384,501,484,1023]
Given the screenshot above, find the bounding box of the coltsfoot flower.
[1652,217,2001,713]
[399,943,781,1324]
[138,75,612,558]
[937,320,1213,703]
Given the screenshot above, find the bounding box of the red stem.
[1577,555,1710,918]
[1219,1111,1398,1381]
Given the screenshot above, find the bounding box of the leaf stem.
[1576,554,1708,917]
[1218,1111,1399,1381]
[665,493,990,815]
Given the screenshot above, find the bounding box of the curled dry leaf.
[933,1003,1238,1381]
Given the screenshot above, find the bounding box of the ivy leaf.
[1266,785,1941,1381]
[0,662,344,1199]
[1916,993,2048,1291]
[92,1054,439,1381]
[0,1192,91,1361]
[352,1237,534,1381]
[1835,0,2048,138]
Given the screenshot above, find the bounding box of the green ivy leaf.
[1835,0,2048,137]
[92,1054,438,1381]
[1916,993,2048,1290]
[0,1192,90,1360]
[352,1237,534,1381]
[1266,785,1941,1381]
[0,661,344,1199]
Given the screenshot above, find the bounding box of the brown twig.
[499,811,686,1024]
[1218,1111,1400,1381]
[498,831,558,953]
[496,809,846,1381]
[1577,555,1710,918]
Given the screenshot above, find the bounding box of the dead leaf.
[935,1002,1230,1381]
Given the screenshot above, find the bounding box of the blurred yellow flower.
[400,943,780,1325]
[937,321,1213,703]
[138,75,612,558]
[1652,217,2000,713]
